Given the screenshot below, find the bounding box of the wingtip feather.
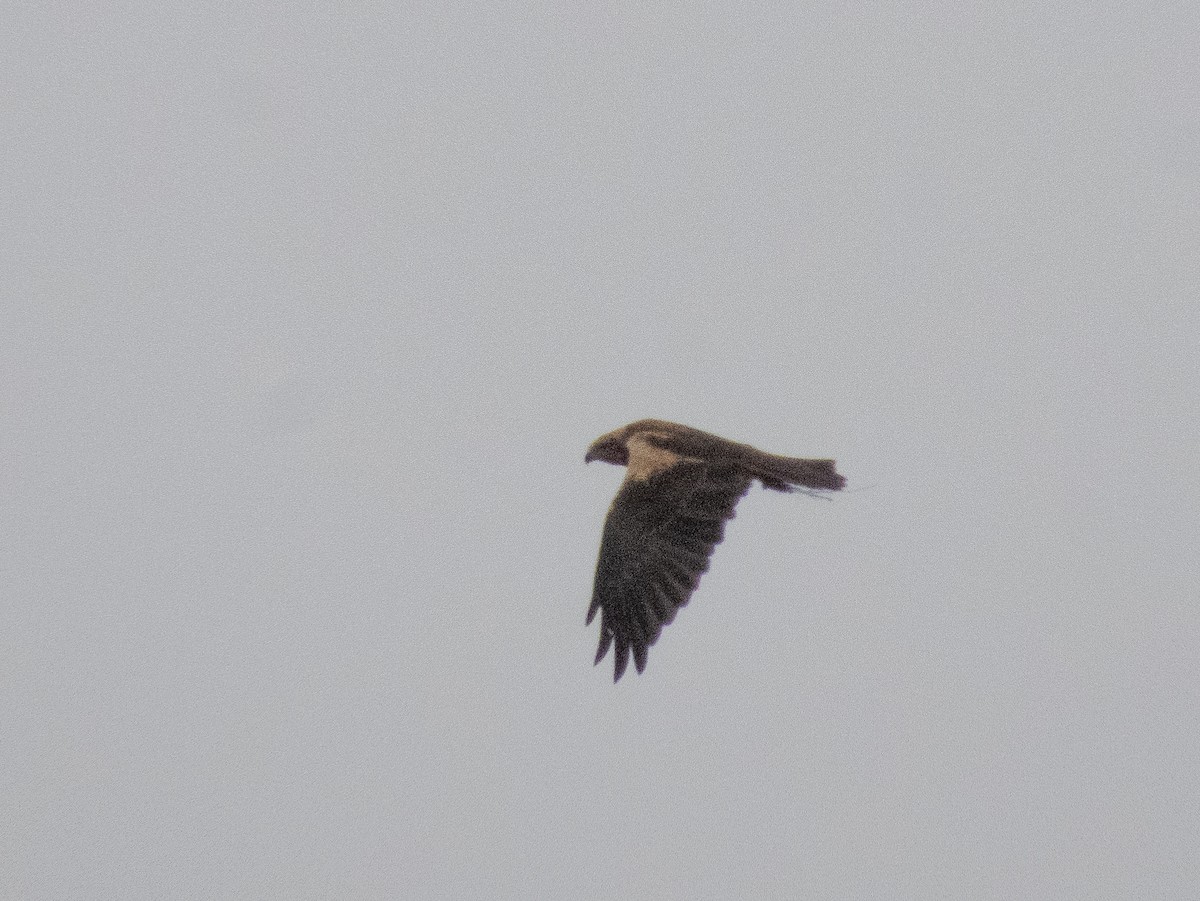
[593,627,612,666]
[612,635,630,681]
[633,644,648,674]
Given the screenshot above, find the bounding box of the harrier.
[585,419,844,681]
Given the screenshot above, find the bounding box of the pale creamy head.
[624,433,698,481]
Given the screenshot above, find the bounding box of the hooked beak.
[585,435,625,466]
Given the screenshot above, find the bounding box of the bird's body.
[585,419,844,681]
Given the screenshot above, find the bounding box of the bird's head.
[585,428,630,466]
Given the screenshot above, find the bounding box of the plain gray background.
[4,2,1198,898]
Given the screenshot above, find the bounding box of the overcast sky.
[4,2,1199,898]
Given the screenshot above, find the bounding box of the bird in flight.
[584,419,845,681]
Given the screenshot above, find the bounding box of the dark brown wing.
[587,460,752,681]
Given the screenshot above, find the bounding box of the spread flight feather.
[584,419,845,682]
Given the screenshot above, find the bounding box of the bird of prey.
[584,419,844,681]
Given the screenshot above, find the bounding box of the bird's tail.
[750,454,845,492]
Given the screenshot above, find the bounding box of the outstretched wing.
[587,460,752,681]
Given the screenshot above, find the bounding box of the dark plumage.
[584,419,845,681]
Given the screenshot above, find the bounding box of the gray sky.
[4,2,1199,898]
